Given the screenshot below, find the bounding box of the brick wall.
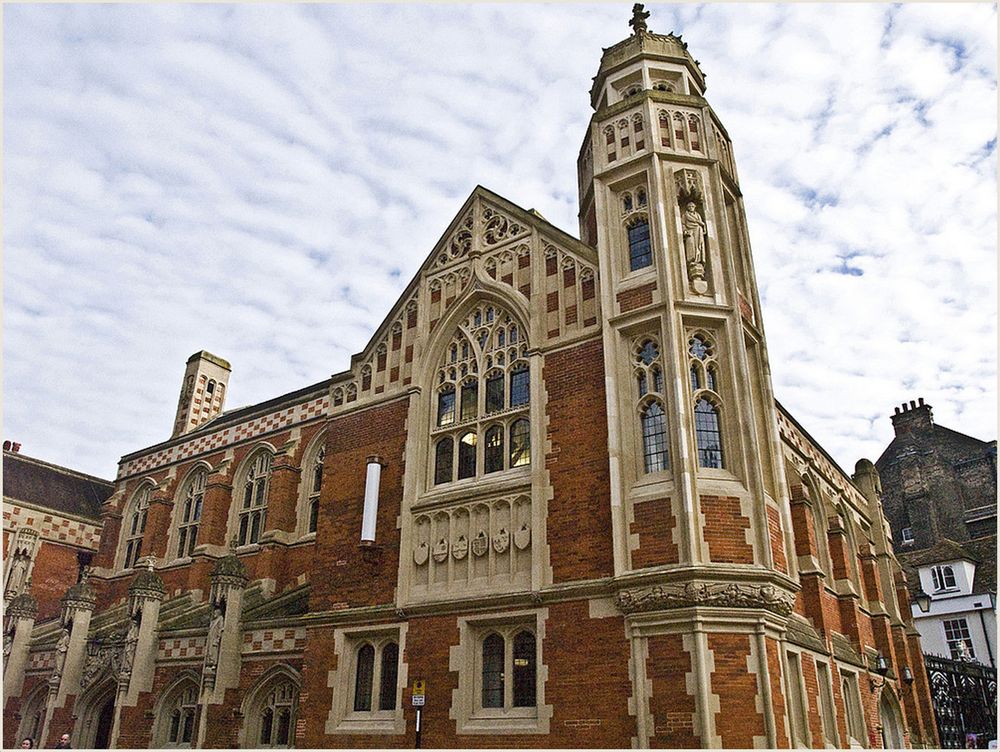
[615,282,656,313]
[630,497,679,569]
[701,495,753,564]
[543,340,614,583]
[646,633,699,747]
[710,633,767,747]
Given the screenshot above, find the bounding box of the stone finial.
[629,3,650,35]
[7,591,38,619]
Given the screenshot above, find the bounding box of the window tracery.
[432,304,530,486]
[237,451,272,546]
[688,333,724,468]
[634,337,668,473]
[163,683,197,747]
[252,679,298,748]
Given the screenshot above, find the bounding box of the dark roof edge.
[3,451,114,487]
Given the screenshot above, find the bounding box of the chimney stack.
[890,398,934,437]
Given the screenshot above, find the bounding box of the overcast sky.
[4,3,996,480]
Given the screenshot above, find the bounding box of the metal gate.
[925,655,997,748]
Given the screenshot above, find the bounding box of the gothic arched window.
[688,333,725,469]
[478,627,537,712]
[176,470,205,559]
[163,683,198,747]
[431,304,530,485]
[351,639,399,714]
[256,680,297,747]
[238,451,272,546]
[635,337,668,473]
[122,484,152,569]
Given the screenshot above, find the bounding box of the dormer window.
[900,526,914,544]
[931,564,957,592]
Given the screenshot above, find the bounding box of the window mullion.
[370,645,383,712]
[504,631,514,710]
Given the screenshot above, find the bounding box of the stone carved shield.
[413,541,429,566]
[432,538,449,563]
[452,535,468,560]
[492,527,510,553]
[471,531,489,557]
[514,523,531,550]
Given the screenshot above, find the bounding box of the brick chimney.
[891,398,934,437]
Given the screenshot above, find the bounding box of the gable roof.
[3,451,112,521]
[898,534,997,596]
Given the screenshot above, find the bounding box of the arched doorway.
[879,688,906,749]
[72,678,117,749]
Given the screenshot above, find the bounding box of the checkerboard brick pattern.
[157,636,206,661]
[241,627,307,654]
[118,395,331,478]
[28,650,54,671]
[2,506,101,549]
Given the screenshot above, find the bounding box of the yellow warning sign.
[412,679,426,695]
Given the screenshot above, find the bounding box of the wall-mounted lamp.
[901,665,914,685]
[913,589,931,613]
[869,652,889,690]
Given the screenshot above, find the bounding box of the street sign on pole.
[412,679,426,748]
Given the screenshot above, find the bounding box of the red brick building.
[4,8,938,748]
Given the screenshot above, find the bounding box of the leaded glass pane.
[641,402,669,473]
[482,634,504,709]
[379,643,399,710]
[354,644,375,711]
[434,439,453,485]
[694,398,724,468]
[628,219,652,271]
[437,388,455,426]
[458,433,477,479]
[510,367,529,407]
[485,426,504,473]
[512,631,537,708]
[510,420,530,467]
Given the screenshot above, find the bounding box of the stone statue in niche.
[3,628,13,659]
[119,614,140,679]
[204,604,224,670]
[53,625,71,678]
[5,553,29,598]
[674,169,710,295]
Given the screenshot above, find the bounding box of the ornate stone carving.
[614,581,795,617]
[413,541,429,566]
[79,629,127,689]
[432,538,449,563]
[629,3,650,34]
[452,535,468,560]
[471,531,488,557]
[436,211,474,267]
[514,523,531,550]
[674,169,709,294]
[492,527,510,554]
[482,205,523,246]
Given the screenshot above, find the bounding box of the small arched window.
[477,626,538,712]
[164,684,198,747]
[256,680,297,748]
[635,336,668,474]
[352,639,399,714]
[627,217,652,271]
[308,445,325,534]
[238,452,272,546]
[434,438,454,485]
[458,432,478,479]
[484,425,504,474]
[931,564,957,592]
[509,419,530,467]
[688,333,724,469]
[177,470,205,559]
[512,631,537,707]
[378,643,399,711]
[123,485,152,569]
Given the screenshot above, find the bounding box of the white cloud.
[3,3,996,479]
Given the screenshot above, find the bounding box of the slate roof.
[898,534,997,597]
[2,451,112,521]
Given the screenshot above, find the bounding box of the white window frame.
[325,624,407,736]
[452,609,550,735]
[944,618,976,660]
[931,564,957,592]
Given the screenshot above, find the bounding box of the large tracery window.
[688,333,725,469]
[257,680,297,748]
[122,484,152,569]
[176,470,205,559]
[238,451,272,546]
[634,337,669,473]
[432,304,530,486]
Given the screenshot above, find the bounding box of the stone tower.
[171,351,231,437]
[580,7,799,745]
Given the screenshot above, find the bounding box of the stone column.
[3,592,38,698]
[196,547,249,748]
[40,573,97,744]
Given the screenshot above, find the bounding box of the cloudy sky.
[4,3,996,480]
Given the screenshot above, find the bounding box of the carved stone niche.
[673,169,710,295]
[411,494,532,597]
